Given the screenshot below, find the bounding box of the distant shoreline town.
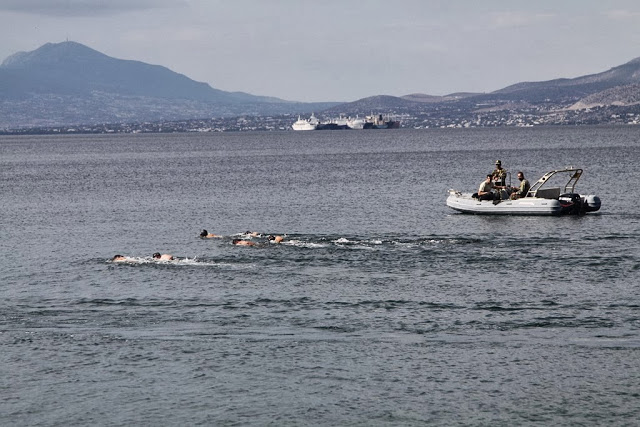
[2,104,639,135]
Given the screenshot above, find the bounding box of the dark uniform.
[492,160,507,186]
[512,178,530,199]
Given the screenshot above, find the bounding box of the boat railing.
[562,169,582,193]
[529,168,583,198]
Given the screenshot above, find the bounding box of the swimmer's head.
[152,252,161,259]
[232,239,240,244]
[112,254,126,261]
[200,230,208,237]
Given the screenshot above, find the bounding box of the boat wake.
[108,256,237,267]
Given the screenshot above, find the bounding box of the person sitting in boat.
[492,160,507,186]
[152,252,174,261]
[510,171,531,199]
[473,174,497,201]
[200,229,221,238]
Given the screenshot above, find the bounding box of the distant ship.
[291,113,399,130]
[347,116,365,129]
[316,115,350,130]
[291,113,319,131]
[363,114,400,129]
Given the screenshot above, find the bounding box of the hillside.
[323,95,421,115]
[318,56,640,129]
[401,92,480,103]
[0,41,338,127]
[489,57,640,103]
[569,83,640,110]
[1,42,265,103]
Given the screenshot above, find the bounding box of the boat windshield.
[529,168,582,197]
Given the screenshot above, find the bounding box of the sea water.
[1,127,639,425]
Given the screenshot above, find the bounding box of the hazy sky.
[1,0,640,102]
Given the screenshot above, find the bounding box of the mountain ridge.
[336,56,640,114]
[2,41,640,129]
[1,41,279,104]
[0,41,339,127]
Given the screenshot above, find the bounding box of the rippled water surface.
[2,127,640,425]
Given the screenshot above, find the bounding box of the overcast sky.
[1,0,640,102]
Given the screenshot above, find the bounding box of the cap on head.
[152,252,161,258]
[200,230,207,237]
[495,160,501,165]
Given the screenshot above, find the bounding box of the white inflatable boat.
[446,168,601,215]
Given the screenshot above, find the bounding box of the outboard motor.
[559,193,585,214]
[582,195,601,212]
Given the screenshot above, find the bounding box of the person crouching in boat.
[473,174,497,201]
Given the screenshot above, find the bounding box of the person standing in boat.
[473,174,496,201]
[492,160,507,186]
[510,171,530,199]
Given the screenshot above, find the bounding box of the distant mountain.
[1,41,241,103]
[488,56,640,103]
[0,41,338,127]
[3,41,640,130]
[323,57,640,119]
[326,93,481,114]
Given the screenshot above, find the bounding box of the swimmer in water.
[268,235,284,243]
[152,252,174,261]
[232,239,256,246]
[200,229,221,238]
[112,254,128,262]
[244,231,260,237]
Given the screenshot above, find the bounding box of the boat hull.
[292,122,316,131]
[291,114,319,131]
[347,119,365,129]
[446,191,600,215]
[316,123,350,130]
